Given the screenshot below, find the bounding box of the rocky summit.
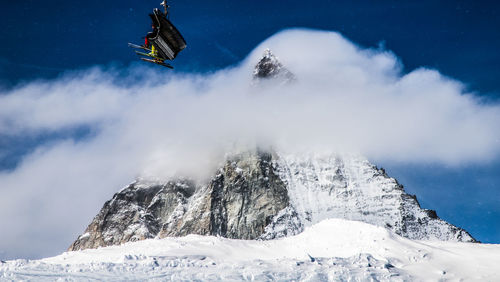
[69,51,475,251]
[252,49,296,85]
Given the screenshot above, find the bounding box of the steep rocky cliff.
[70,150,475,251]
[70,150,290,250]
[69,50,475,251]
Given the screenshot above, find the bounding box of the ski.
[135,50,163,60]
[140,58,174,69]
[135,49,174,69]
[128,43,152,52]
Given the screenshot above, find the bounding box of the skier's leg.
[149,45,157,56]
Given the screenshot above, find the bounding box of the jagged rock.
[69,180,196,250]
[271,153,475,242]
[70,150,475,251]
[158,150,289,239]
[253,49,296,84]
[69,150,289,251]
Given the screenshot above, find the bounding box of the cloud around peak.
[0,28,499,259]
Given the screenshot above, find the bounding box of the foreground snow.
[1,219,498,281]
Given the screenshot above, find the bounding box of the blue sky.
[1,0,499,95]
[0,0,499,259]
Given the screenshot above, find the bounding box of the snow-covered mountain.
[2,219,497,281]
[265,152,474,242]
[1,48,491,281]
[69,150,474,252]
[68,51,475,252]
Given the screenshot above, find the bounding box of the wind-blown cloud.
[1,28,499,259]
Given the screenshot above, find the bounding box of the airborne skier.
[128,0,187,69]
[144,23,159,57]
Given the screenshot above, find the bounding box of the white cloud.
[0,28,499,259]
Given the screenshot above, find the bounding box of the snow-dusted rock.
[252,49,296,84]
[70,150,475,252]
[69,180,197,250]
[70,150,290,251]
[267,152,475,242]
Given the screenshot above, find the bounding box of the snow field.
[1,218,499,281]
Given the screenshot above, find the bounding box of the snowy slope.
[2,219,498,281]
[264,152,474,241]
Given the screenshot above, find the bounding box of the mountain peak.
[253,49,296,83]
[69,150,475,252]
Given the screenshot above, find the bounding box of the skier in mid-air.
[144,23,159,56]
[128,0,187,69]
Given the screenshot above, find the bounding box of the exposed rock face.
[70,150,290,251]
[69,180,196,251]
[158,150,289,239]
[70,150,475,251]
[253,49,296,84]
